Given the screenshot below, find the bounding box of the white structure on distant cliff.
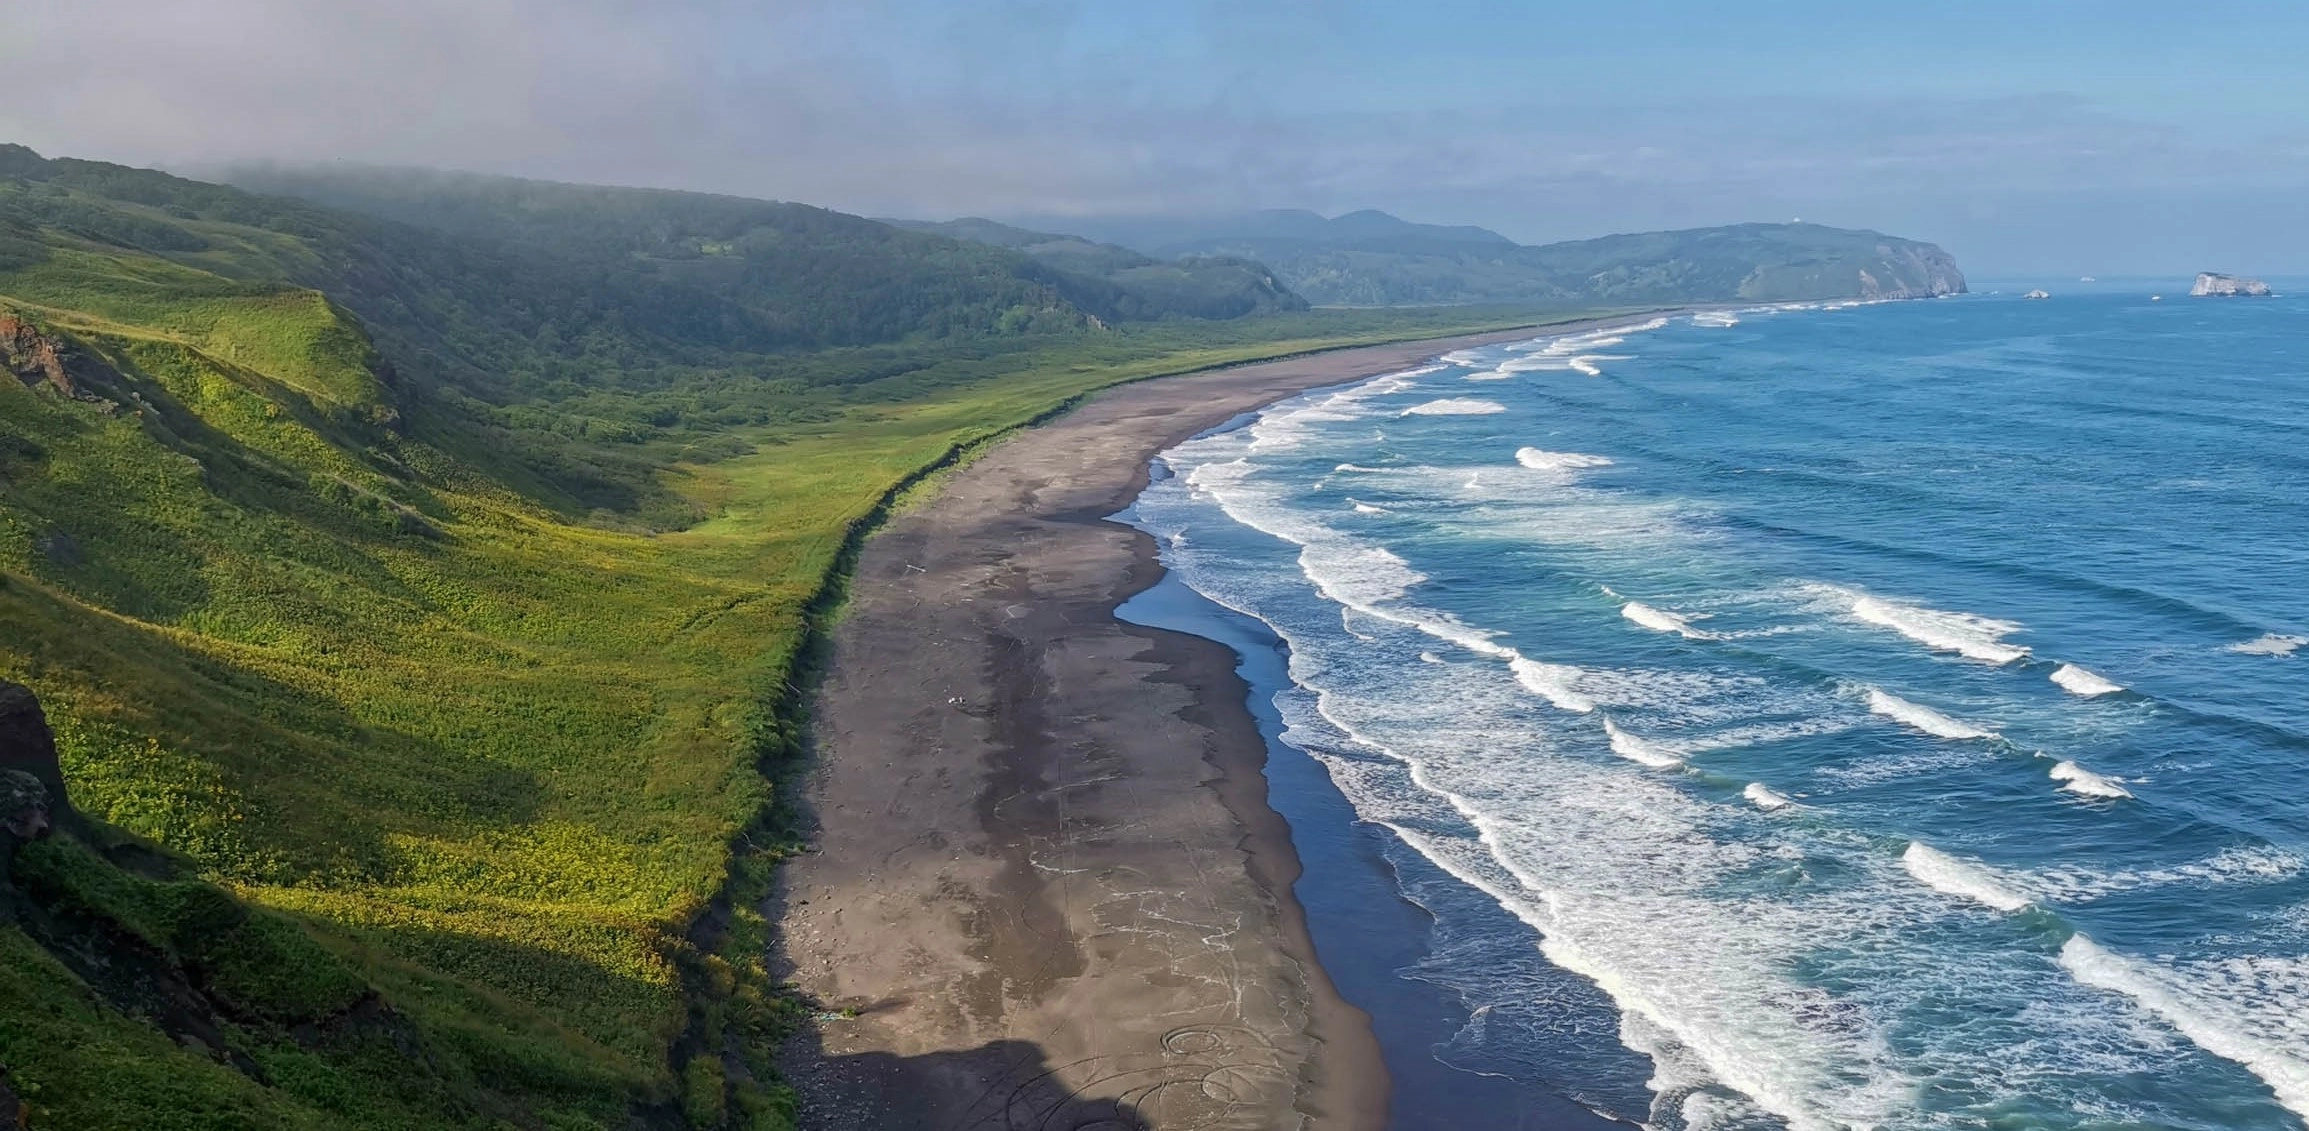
[2192,272,2272,296]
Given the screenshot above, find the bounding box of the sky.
[3,1,2305,274]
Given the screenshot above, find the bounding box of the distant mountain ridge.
[228,165,1306,326]
[996,209,1966,306]
[882,216,1306,321]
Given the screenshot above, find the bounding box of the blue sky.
[4,1,2304,273]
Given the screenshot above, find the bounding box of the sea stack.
[2191,272,2272,297]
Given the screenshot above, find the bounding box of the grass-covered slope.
[0,146,1576,1129]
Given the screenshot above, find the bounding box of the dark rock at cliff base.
[0,1066,22,1130]
[0,684,78,859]
[0,772,51,882]
[0,684,66,803]
[2191,272,2272,297]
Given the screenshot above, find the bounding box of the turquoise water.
[1124,290,2309,1130]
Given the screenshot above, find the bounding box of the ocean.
[1118,287,2309,1130]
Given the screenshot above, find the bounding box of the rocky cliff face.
[0,314,124,408]
[1856,241,1968,300]
[2191,272,2272,297]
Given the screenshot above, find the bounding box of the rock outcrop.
[2191,272,2272,297]
[0,682,77,880]
[0,314,122,407]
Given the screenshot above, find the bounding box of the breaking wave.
[1902,842,2031,912]
[2051,664,2126,696]
[2051,760,2132,799]
[1865,688,1996,740]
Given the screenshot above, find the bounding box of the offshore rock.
[2191,272,2272,297]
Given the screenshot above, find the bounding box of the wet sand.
[772,323,1609,1129]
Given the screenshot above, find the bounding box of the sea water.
[1122,289,2309,1130]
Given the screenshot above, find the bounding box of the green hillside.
[1043,210,1968,306]
[0,146,1577,1129]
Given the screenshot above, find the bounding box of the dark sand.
[772,324,1606,1129]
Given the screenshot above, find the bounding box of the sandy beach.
[771,323,1607,1130]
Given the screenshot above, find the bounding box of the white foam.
[1902,842,2031,912]
[1298,541,1424,607]
[2232,633,2307,657]
[1866,688,1995,740]
[1744,783,1795,811]
[1692,311,1741,328]
[1623,601,1710,639]
[1510,657,1596,713]
[1401,398,1507,416]
[2033,846,2302,903]
[1841,590,2030,664]
[1418,651,1443,664]
[1350,501,1388,515]
[1333,463,1386,473]
[1604,717,1684,768]
[2060,936,2309,1119]
[1515,447,1614,471]
[2051,664,2125,696]
[2051,760,2132,799]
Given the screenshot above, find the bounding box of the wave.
[2050,760,2132,799]
[1510,657,1596,713]
[1402,398,1507,416]
[1603,717,1683,767]
[1515,447,1614,471]
[1622,601,1711,639]
[1693,311,1741,328]
[2051,664,2125,696]
[1840,591,2029,664]
[1902,842,2031,912]
[1866,688,1995,740]
[2059,936,2309,1120]
[1744,782,1795,810]
[1349,500,1388,515]
[2233,633,2306,657]
[1333,463,1386,473]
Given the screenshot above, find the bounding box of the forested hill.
[1026,209,1968,306]
[229,165,1307,324]
[886,217,1306,321]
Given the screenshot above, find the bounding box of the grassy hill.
[0,147,1580,1129]
[1033,209,1968,306]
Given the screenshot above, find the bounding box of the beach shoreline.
[772,316,1655,1129]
